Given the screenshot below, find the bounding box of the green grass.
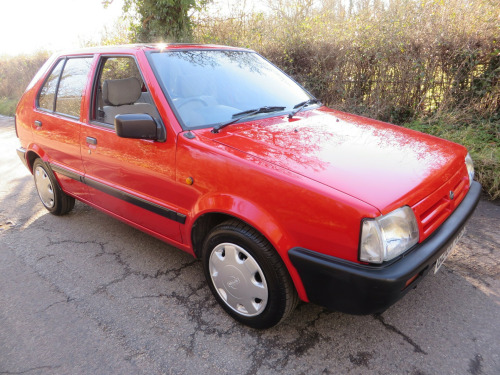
[404,114,500,200]
[0,97,18,117]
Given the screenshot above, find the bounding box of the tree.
[104,0,210,42]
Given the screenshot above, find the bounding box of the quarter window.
[38,59,64,111]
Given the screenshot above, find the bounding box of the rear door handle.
[86,137,97,145]
[34,120,42,128]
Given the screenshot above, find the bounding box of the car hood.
[197,108,467,213]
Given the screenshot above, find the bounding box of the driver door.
[80,55,183,243]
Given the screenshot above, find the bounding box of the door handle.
[86,137,97,145]
[34,120,42,128]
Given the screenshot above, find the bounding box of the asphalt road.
[1,116,499,375]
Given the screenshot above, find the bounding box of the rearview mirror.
[114,114,165,142]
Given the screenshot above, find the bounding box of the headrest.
[103,77,141,106]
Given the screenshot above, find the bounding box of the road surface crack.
[39,296,74,312]
[374,314,427,354]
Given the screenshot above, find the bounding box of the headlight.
[359,206,419,264]
[465,153,474,181]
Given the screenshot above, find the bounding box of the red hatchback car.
[15,44,481,328]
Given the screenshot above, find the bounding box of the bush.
[193,0,499,198]
[0,1,497,197]
[0,97,18,117]
[0,51,50,115]
[194,0,499,121]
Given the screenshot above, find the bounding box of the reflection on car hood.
[198,108,467,212]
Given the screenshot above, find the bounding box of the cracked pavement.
[1,116,499,374]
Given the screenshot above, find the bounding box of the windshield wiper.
[212,106,286,133]
[288,99,321,119]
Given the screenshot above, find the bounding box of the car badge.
[449,191,454,200]
[227,276,240,289]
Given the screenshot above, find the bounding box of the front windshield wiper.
[288,98,321,119]
[212,106,286,133]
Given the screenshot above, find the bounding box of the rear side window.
[37,57,93,118]
[55,58,93,117]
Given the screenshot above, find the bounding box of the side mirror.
[114,114,165,142]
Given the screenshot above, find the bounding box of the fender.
[187,193,309,301]
[25,143,46,171]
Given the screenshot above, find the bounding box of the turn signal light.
[404,273,419,289]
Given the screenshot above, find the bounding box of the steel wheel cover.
[209,243,268,317]
[34,166,55,208]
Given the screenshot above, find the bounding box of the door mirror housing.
[114,114,166,142]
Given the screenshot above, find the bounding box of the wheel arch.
[191,212,235,258]
[189,196,309,301]
[25,149,43,173]
[24,142,49,174]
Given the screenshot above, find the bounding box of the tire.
[33,158,75,215]
[202,220,298,329]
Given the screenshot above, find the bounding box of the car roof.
[57,43,253,56]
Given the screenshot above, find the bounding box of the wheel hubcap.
[209,243,268,317]
[34,166,55,208]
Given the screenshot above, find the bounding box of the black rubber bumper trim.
[289,181,482,315]
[48,163,187,224]
[16,147,28,169]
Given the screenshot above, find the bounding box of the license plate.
[434,227,466,274]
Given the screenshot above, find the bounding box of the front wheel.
[33,159,75,215]
[202,220,298,329]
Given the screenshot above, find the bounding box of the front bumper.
[289,180,482,315]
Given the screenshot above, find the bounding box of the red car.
[15,44,481,328]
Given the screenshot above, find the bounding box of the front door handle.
[86,137,97,145]
[34,120,42,128]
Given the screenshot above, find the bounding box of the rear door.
[80,54,183,243]
[32,56,94,200]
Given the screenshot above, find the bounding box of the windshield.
[148,50,313,129]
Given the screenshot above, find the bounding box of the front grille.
[413,167,469,241]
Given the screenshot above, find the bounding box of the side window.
[38,59,64,111]
[55,58,93,118]
[101,57,143,82]
[92,56,159,125]
[37,57,93,118]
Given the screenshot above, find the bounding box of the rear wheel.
[33,159,75,215]
[202,220,298,329]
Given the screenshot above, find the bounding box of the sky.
[0,0,124,56]
[0,0,270,56]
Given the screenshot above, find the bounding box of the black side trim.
[48,163,186,224]
[84,177,186,224]
[50,164,84,182]
[289,181,482,315]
